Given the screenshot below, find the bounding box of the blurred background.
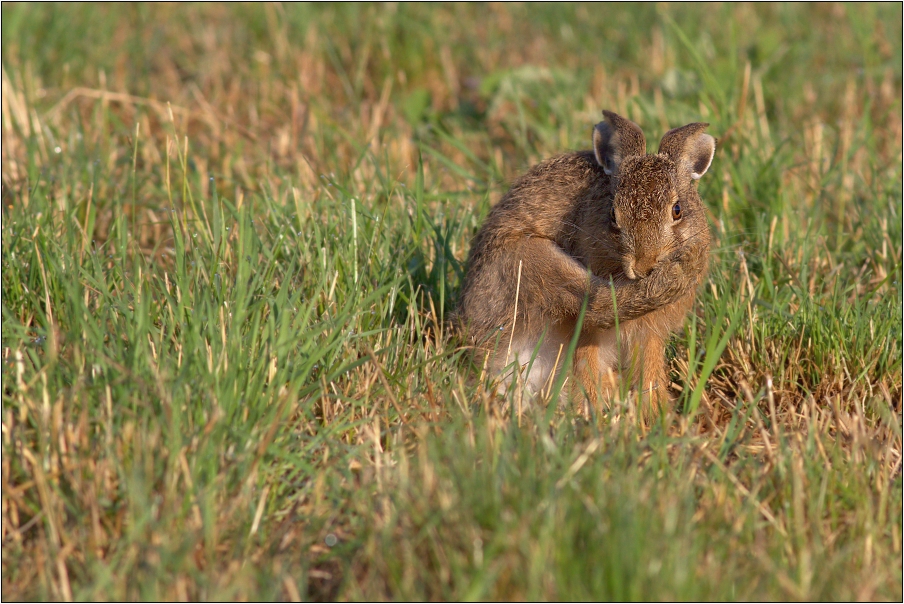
[3,3,900,204]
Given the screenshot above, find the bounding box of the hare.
[457,110,715,418]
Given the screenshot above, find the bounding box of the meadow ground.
[1,3,902,600]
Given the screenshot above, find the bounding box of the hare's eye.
[672,203,682,220]
[609,207,618,227]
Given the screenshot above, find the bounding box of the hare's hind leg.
[572,328,620,418]
[621,334,669,426]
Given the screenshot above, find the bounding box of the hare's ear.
[593,110,646,176]
[658,123,716,180]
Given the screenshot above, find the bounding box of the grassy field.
[1,3,901,600]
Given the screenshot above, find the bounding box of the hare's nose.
[632,255,657,277]
[623,255,655,279]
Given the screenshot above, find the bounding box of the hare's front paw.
[643,259,686,305]
[670,241,709,276]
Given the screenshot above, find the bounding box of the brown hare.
[457,110,715,419]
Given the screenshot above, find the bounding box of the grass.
[1,2,901,600]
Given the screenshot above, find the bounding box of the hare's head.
[593,110,715,280]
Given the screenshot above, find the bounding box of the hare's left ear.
[593,110,646,176]
[658,123,716,180]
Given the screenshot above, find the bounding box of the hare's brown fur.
[457,110,715,419]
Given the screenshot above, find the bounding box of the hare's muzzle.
[624,254,658,280]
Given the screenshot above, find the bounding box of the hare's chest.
[497,322,577,395]
[503,322,624,391]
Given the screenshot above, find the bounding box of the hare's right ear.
[593,110,646,176]
[657,123,716,180]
